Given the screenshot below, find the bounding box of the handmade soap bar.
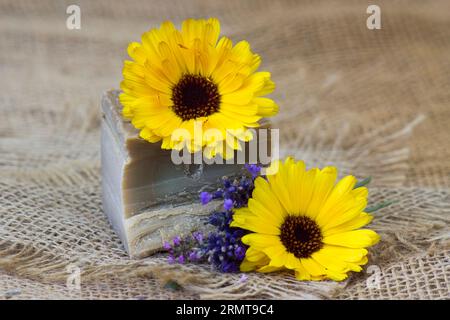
[101,90,246,258]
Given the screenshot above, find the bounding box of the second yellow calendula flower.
[231,157,380,281]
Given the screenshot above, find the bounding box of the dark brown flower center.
[171,74,221,121]
[280,215,323,259]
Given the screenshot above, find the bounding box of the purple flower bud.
[235,245,246,260]
[163,241,171,251]
[223,178,231,188]
[200,191,213,205]
[192,231,203,243]
[245,164,261,178]
[213,190,223,199]
[188,251,198,262]
[178,255,185,264]
[239,274,249,283]
[224,199,233,211]
[173,236,181,246]
[168,255,176,264]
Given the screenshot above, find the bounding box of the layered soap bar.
[101,90,245,258]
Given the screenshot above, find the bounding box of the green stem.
[354,176,372,189]
[365,200,397,213]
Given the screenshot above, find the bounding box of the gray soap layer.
[101,90,242,258]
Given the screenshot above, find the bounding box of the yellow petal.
[263,246,289,267]
[218,72,246,94]
[311,250,349,273]
[247,198,284,227]
[323,229,380,248]
[301,257,327,277]
[143,65,174,93]
[305,166,338,219]
[240,259,259,272]
[253,97,279,117]
[319,245,368,263]
[127,42,147,64]
[255,78,275,96]
[139,127,162,143]
[241,233,281,250]
[294,264,312,281]
[181,18,206,46]
[204,18,220,46]
[219,108,262,124]
[316,175,357,226]
[244,247,267,262]
[297,168,319,216]
[325,270,348,281]
[257,265,284,273]
[321,196,367,230]
[285,253,302,270]
[221,88,254,105]
[231,209,281,235]
[323,213,374,236]
[221,103,258,116]
[266,159,297,214]
[238,72,271,94]
[252,177,287,218]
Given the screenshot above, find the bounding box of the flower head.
[231,157,380,281]
[224,199,234,211]
[163,241,172,250]
[188,250,200,262]
[168,255,176,264]
[200,191,213,205]
[239,274,249,283]
[173,236,181,246]
[192,231,204,243]
[245,164,262,178]
[120,18,278,159]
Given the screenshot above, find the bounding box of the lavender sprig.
[164,164,262,273]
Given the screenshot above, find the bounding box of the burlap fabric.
[0,0,449,299]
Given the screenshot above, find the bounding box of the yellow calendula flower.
[231,158,380,281]
[119,18,278,158]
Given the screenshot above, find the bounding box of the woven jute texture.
[0,0,449,299]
